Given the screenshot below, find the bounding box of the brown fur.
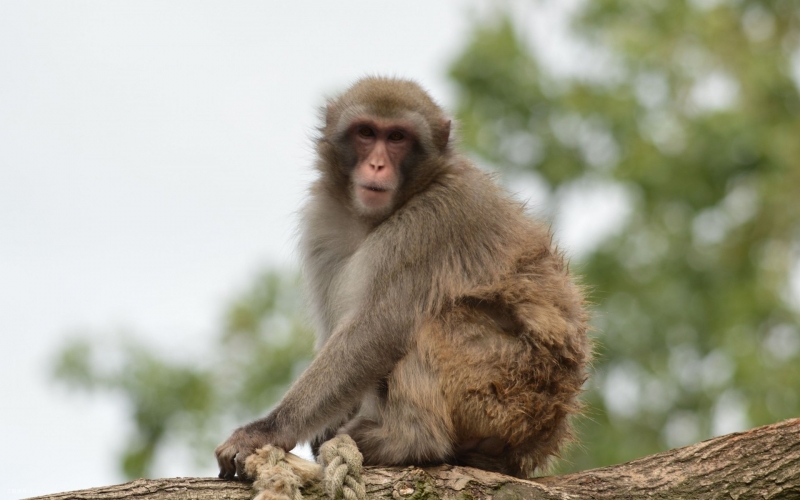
[215,76,590,480]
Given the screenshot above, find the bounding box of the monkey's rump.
[418,245,589,476]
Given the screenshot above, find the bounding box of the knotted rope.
[245,435,366,500]
[318,435,367,500]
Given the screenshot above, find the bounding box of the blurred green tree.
[53,271,313,478]
[450,0,800,472]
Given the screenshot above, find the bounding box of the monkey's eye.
[358,126,374,138]
[388,131,405,141]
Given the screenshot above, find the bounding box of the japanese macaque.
[216,76,590,480]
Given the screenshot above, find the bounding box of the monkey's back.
[410,164,590,477]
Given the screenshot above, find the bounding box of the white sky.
[0,1,617,498]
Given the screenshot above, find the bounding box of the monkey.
[215,76,590,480]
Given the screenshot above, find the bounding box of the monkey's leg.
[244,445,321,500]
[345,351,455,466]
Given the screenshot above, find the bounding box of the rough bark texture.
[28,418,800,500]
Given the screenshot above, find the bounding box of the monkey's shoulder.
[385,162,545,250]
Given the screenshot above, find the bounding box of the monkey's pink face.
[349,118,414,217]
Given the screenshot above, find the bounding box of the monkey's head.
[318,77,452,222]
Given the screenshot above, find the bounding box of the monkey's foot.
[245,445,321,500]
[318,435,366,500]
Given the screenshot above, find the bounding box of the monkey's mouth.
[361,184,389,193]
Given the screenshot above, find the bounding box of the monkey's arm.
[215,276,420,479]
[277,295,413,430]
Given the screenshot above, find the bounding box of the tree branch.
[28,418,800,500]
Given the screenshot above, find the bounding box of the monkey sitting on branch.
[215,77,590,497]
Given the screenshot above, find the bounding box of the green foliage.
[450,0,800,472]
[52,271,313,478]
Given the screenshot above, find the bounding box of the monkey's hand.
[215,421,297,480]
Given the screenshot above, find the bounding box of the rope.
[318,435,367,500]
[245,446,313,500]
[245,435,365,500]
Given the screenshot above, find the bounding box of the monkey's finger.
[218,463,236,480]
[216,450,237,479]
[218,464,236,479]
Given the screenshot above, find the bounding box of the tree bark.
[28,418,800,500]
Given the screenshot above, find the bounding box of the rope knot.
[319,435,367,500]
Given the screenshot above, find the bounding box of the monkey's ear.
[435,120,451,153]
